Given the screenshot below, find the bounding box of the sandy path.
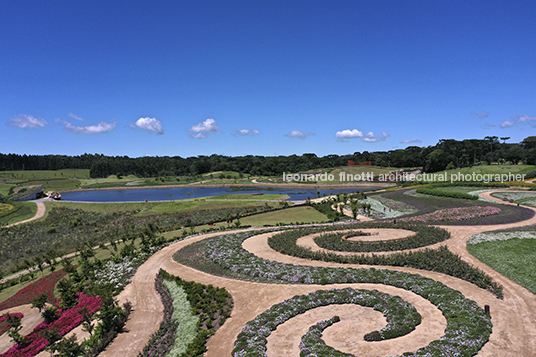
[99,190,536,356]
[4,200,46,228]
[0,305,44,354]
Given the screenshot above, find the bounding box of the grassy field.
[468,238,536,294]
[0,169,90,180]
[437,164,536,182]
[0,202,38,225]
[44,199,281,216]
[240,206,329,226]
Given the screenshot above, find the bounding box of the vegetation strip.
[233,288,421,356]
[313,223,450,252]
[210,231,491,356]
[139,270,233,357]
[267,225,503,297]
[299,316,354,357]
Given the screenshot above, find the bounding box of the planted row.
[267,225,502,297]
[313,223,450,252]
[233,288,421,356]
[208,231,492,356]
[139,270,233,357]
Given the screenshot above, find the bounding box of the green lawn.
[45,199,280,216]
[240,206,329,226]
[0,202,38,225]
[468,238,536,294]
[438,164,536,182]
[0,169,90,180]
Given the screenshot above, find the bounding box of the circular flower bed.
[233,288,421,356]
[206,231,492,356]
[311,223,450,252]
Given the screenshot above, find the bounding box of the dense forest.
[2,136,536,178]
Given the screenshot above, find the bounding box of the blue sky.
[2,0,535,158]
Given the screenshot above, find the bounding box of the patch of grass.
[468,238,536,294]
[0,169,90,180]
[436,164,536,181]
[0,203,17,217]
[240,206,329,226]
[0,201,37,225]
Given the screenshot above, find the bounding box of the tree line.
[2,136,536,178]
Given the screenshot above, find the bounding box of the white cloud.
[69,113,85,121]
[6,114,48,129]
[363,131,390,143]
[499,120,515,128]
[499,114,536,129]
[517,114,536,124]
[335,129,363,139]
[55,118,116,134]
[400,139,423,144]
[235,129,260,136]
[284,130,315,139]
[190,132,206,139]
[189,118,221,133]
[130,117,164,135]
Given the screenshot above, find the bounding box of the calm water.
[60,186,378,202]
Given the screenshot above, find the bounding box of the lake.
[60,186,379,202]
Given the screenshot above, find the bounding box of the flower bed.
[1,293,102,357]
[267,225,502,297]
[0,270,68,311]
[313,223,450,252]
[394,206,500,223]
[139,270,233,357]
[380,189,534,225]
[233,288,421,356]
[210,232,492,357]
[0,313,24,336]
[299,316,353,357]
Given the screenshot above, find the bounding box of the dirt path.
[4,200,46,228]
[98,190,536,356]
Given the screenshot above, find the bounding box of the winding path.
[94,191,536,356]
[4,200,46,228]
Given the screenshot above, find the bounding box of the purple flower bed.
[394,206,500,223]
[379,189,534,225]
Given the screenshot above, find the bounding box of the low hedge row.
[267,225,502,298]
[312,223,450,252]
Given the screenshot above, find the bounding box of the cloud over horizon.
[6,114,48,129]
[363,131,390,143]
[130,117,164,134]
[500,114,536,129]
[335,129,363,139]
[188,118,221,138]
[284,130,315,139]
[55,118,116,134]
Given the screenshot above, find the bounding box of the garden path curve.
[4,200,46,228]
[99,191,536,357]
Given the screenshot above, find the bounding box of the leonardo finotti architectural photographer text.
[282,172,526,183]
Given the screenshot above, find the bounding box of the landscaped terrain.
[1,171,536,356]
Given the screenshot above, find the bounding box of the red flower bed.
[0,313,24,336]
[1,293,102,357]
[0,271,67,312]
